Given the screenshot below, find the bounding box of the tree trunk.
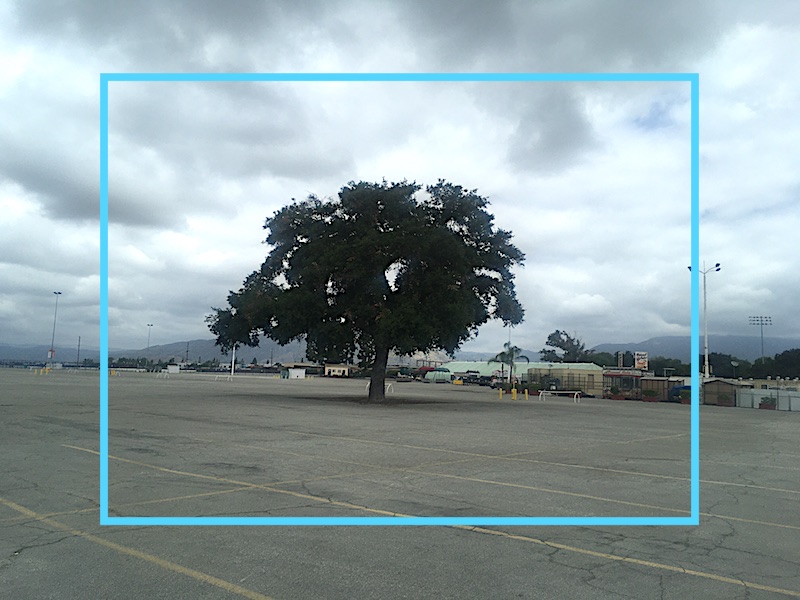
[367,345,390,403]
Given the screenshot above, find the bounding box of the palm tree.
[489,342,530,387]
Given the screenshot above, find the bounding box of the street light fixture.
[749,316,772,365]
[688,262,721,379]
[49,291,62,361]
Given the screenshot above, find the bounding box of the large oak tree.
[207,180,525,402]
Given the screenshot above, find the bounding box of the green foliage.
[648,355,690,377]
[769,348,800,378]
[208,180,525,402]
[540,330,593,362]
[589,351,617,367]
[707,352,750,378]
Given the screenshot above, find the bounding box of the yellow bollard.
[512,388,517,401]
[525,389,529,401]
[499,388,503,400]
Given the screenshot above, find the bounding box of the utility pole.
[749,316,772,365]
[49,291,62,361]
[688,262,721,379]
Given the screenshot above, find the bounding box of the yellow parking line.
[500,458,800,495]
[702,459,800,472]
[114,486,255,509]
[58,446,800,596]
[92,443,682,518]
[64,445,800,532]
[0,487,252,524]
[241,431,800,495]
[412,470,687,513]
[0,495,276,600]
[708,514,800,531]
[407,470,800,532]
[459,526,800,598]
[65,445,402,518]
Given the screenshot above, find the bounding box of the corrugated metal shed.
[439,361,522,377]
[441,361,603,378]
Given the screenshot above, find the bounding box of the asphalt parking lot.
[1,368,799,599]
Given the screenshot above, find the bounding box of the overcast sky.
[1,0,798,356]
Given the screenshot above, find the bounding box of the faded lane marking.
[0,495,276,600]
[458,526,800,598]
[57,444,800,531]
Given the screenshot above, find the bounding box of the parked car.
[462,370,482,385]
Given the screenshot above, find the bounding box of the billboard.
[634,352,649,370]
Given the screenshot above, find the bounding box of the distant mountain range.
[455,335,800,363]
[2,335,798,365]
[0,338,305,365]
[0,337,444,366]
[116,337,308,365]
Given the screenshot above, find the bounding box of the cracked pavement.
[1,368,799,599]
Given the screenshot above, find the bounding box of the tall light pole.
[749,316,772,365]
[688,262,721,379]
[143,323,154,371]
[49,291,62,361]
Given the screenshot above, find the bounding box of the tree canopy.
[207,180,525,402]
[539,330,594,362]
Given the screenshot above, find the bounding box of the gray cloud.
[1,146,97,222]
[0,83,98,223]
[398,0,723,72]
[105,81,357,228]
[507,86,599,173]
[2,0,799,354]
[11,1,341,69]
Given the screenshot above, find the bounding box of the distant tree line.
[108,357,224,371]
[538,330,800,378]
